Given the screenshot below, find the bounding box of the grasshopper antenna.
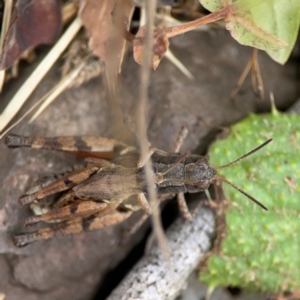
[215,175,268,211]
[213,139,272,211]
[215,138,272,170]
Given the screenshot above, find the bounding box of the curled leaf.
[133,26,170,70]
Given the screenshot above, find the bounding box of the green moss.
[200,112,300,293]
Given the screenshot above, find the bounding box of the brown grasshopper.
[5,132,272,247]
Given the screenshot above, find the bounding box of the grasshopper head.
[185,158,217,190]
[184,139,272,211]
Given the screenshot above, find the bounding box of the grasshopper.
[5,131,272,247]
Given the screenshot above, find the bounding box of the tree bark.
[107,205,216,300]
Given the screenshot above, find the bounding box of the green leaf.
[250,0,300,64]
[200,0,292,56]
[199,0,224,12]
[200,112,300,293]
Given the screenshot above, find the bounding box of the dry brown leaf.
[133,26,170,70]
[79,0,134,73]
[0,0,62,70]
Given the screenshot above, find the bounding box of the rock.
[0,28,298,299]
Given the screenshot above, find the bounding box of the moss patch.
[200,112,300,293]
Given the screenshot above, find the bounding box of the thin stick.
[230,57,252,101]
[0,82,75,139]
[251,48,264,100]
[0,17,82,133]
[216,139,272,169]
[137,0,170,261]
[165,7,227,38]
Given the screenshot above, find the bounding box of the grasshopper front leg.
[174,126,193,221]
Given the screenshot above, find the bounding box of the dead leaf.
[0,0,62,70]
[79,0,134,74]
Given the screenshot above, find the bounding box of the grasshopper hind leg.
[24,200,110,227]
[5,134,129,157]
[22,175,66,217]
[18,166,98,206]
[14,207,133,247]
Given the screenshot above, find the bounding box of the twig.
[230,48,264,102]
[165,8,227,38]
[0,17,82,133]
[106,205,216,300]
[251,48,264,101]
[230,58,252,102]
[137,0,170,262]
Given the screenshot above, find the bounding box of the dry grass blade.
[29,35,102,122]
[0,17,82,134]
[164,49,194,80]
[0,91,52,139]
[29,62,86,122]
[0,0,13,92]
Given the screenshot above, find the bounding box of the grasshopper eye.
[198,165,205,172]
[197,179,210,189]
[195,161,206,170]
